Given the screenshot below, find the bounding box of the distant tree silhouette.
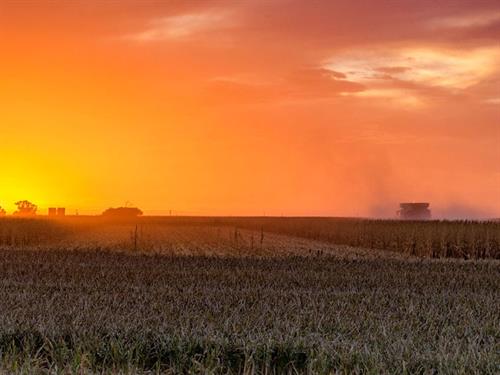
[0,206,6,216]
[13,200,37,216]
[102,207,143,218]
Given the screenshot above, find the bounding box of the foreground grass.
[0,249,498,374]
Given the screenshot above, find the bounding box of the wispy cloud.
[484,97,500,105]
[351,88,424,108]
[287,68,365,96]
[126,11,233,41]
[201,68,366,107]
[427,11,500,30]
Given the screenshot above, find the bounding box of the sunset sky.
[1,0,499,218]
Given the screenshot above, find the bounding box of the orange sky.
[1,0,499,218]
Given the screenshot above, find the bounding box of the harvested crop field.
[0,218,499,374]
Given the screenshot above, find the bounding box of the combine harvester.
[397,203,431,220]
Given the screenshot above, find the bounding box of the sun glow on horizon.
[0,1,499,218]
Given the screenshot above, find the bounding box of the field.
[0,217,499,374]
[1,217,499,259]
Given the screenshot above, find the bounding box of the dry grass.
[0,217,498,373]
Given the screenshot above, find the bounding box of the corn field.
[220,217,500,259]
[1,217,498,259]
[0,217,498,373]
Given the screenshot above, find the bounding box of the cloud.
[484,98,500,105]
[423,10,500,45]
[324,46,500,105]
[287,68,365,97]
[374,66,412,74]
[351,89,424,108]
[126,11,232,41]
[427,11,500,30]
[327,47,500,89]
[201,68,366,107]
